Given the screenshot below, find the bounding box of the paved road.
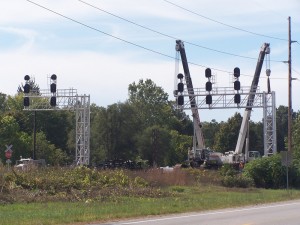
[93,200,300,225]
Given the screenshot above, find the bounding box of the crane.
[175,40,205,150]
[175,40,222,167]
[223,43,270,165]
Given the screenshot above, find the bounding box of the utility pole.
[287,16,292,153]
[33,111,37,160]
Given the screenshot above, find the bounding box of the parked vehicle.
[15,157,46,170]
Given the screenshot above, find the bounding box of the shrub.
[243,154,285,188]
[221,174,254,188]
[133,176,148,187]
[219,164,238,177]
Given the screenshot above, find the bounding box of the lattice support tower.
[75,95,90,166]
[263,92,277,156]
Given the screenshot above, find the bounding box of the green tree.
[293,111,300,155]
[35,132,68,165]
[0,115,32,163]
[0,93,7,114]
[249,121,264,155]
[290,112,300,187]
[136,125,171,167]
[276,105,288,151]
[213,113,242,153]
[89,104,107,165]
[128,79,169,128]
[90,102,141,164]
[36,111,73,150]
[169,130,192,165]
[201,119,220,149]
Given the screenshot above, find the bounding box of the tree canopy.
[0,78,296,167]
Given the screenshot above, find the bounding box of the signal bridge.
[174,86,276,156]
[23,75,90,166]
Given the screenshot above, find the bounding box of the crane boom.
[235,43,270,154]
[176,40,205,149]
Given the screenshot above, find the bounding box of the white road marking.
[119,201,300,224]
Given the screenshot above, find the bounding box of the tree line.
[0,79,299,167]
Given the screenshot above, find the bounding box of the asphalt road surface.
[93,200,300,225]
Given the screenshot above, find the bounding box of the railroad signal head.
[234,94,241,104]
[206,94,212,105]
[177,73,184,79]
[51,74,57,80]
[177,82,184,92]
[206,81,212,92]
[50,83,57,93]
[24,97,30,107]
[24,75,30,81]
[234,67,240,78]
[234,80,240,91]
[23,83,30,94]
[205,68,212,78]
[177,96,184,106]
[50,96,56,107]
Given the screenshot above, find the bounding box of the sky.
[0,0,300,122]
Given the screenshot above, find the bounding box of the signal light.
[50,74,57,107]
[206,95,212,105]
[234,67,240,78]
[24,97,30,107]
[24,83,30,94]
[177,96,184,106]
[178,82,184,92]
[50,83,56,93]
[205,68,211,78]
[206,81,212,92]
[177,73,184,79]
[234,81,240,90]
[234,94,241,104]
[50,96,56,107]
[51,74,57,80]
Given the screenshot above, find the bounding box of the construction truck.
[175,40,223,168]
[15,157,46,171]
[221,43,270,167]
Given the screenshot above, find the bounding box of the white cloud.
[0,0,299,122]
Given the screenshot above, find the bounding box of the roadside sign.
[5,151,12,159]
[280,151,292,166]
[5,144,13,159]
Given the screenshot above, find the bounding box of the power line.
[163,0,289,42]
[78,0,283,63]
[25,1,174,59]
[25,0,286,80]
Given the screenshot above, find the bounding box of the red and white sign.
[5,145,13,159]
[5,151,12,159]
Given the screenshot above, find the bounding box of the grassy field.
[1,167,300,225]
[1,186,300,225]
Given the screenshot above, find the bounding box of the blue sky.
[1,0,300,122]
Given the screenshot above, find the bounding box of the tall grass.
[1,187,300,225]
[1,166,300,225]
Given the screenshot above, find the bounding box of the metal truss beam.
[175,86,265,110]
